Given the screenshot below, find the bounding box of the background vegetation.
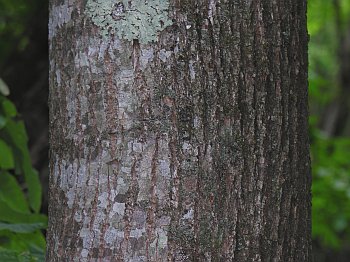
[0,0,350,261]
[308,0,350,260]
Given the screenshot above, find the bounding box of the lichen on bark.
[85,0,172,44]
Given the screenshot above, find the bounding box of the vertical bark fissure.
[146,136,159,260]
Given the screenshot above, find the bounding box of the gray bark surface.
[47,0,311,261]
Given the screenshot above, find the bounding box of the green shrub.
[0,79,46,261]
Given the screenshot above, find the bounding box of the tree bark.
[47,0,311,261]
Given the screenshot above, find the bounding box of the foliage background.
[308,0,350,260]
[0,0,350,261]
[0,0,48,260]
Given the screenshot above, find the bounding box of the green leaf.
[0,171,29,213]
[28,245,45,262]
[2,119,28,148]
[17,253,32,262]
[0,119,42,212]
[0,247,21,262]
[0,200,47,224]
[0,230,46,257]
[23,168,42,213]
[0,115,7,129]
[2,99,17,117]
[0,222,45,233]
[0,120,28,175]
[0,248,33,262]
[0,140,14,169]
[15,231,46,256]
[0,79,10,96]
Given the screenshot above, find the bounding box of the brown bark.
[47,0,311,261]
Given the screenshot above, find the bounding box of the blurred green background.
[0,0,350,261]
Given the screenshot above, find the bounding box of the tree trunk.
[47,0,311,261]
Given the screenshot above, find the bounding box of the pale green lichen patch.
[85,0,172,44]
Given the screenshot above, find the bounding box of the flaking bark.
[47,0,311,261]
